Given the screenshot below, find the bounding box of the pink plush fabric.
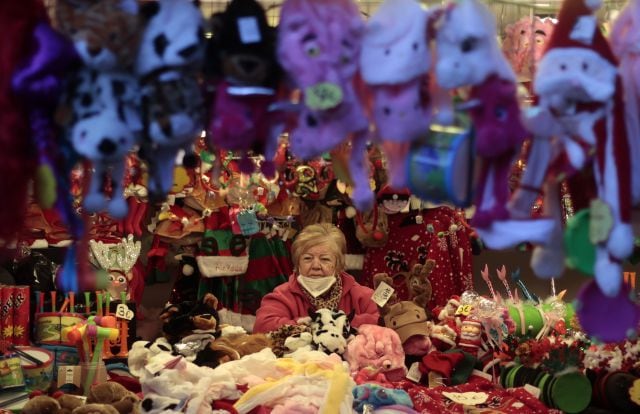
[209,81,279,174]
[344,324,407,380]
[278,0,367,159]
[372,77,431,188]
[253,272,379,333]
[468,75,528,228]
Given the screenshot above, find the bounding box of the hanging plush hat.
[208,0,282,176]
[533,0,633,297]
[360,0,436,188]
[278,0,374,210]
[136,0,205,200]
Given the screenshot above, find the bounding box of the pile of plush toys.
[88,264,638,414]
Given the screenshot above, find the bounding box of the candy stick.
[550,278,557,297]
[50,291,56,313]
[117,291,129,357]
[96,292,103,317]
[632,272,637,290]
[481,264,498,301]
[120,291,126,305]
[496,265,514,302]
[59,297,70,313]
[69,292,75,313]
[84,292,91,314]
[104,292,111,316]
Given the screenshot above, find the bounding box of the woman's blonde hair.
[292,223,346,273]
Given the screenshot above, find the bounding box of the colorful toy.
[502,16,556,80]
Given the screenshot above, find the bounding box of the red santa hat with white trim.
[536,0,634,296]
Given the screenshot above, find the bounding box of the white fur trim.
[535,48,617,102]
[607,224,635,259]
[594,247,623,297]
[217,309,256,333]
[220,325,247,337]
[344,254,364,270]
[196,255,248,277]
[360,0,429,84]
[475,218,556,250]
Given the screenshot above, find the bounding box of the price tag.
[523,384,541,398]
[304,82,343,110]
[406,362,422,383]
[116,304,134,321]
[371,281,395,307]
[237,17,261,44]
[589,199,613,244]
[442,391,489,406]
[64,366,75,384]
[455,304,472,316]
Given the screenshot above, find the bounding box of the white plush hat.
[360,0,429,84]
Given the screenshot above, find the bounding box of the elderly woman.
[253,223,379,333]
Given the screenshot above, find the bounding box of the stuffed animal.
[160,293,220,344]
[344,324,407,381]
[434,0,527,233]
[206,331,273,366]
[278,0,373,210]
[309,308,356,354]
[383,300,435,356]
[373,272,398,314]
[269,323,313,356]
[360,0,439,188]
[54,0,143,219]
[405,261,434,310]
[514,0,634,296]
[502,16,556,81]
[54,0,141,70]
[23,395,63,414]
[136,0,205,200]
[208,0,282,176]
[87,382,140,414]
[73,405,120,414]
[139,396,185,414]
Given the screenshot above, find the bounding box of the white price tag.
[64,366,75,384]
[406,362,422,383]
[371,281,395,307]
[237,17,261,44]
[116,303,134,320]
[146,359,166,375]
[523,384,541,398]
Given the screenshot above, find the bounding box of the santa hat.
[377,185,411,201]
[541,0,633,265]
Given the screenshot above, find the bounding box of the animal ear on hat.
[308,307,319,320]
[347,308,356,322]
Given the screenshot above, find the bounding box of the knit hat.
[383,301,432,344]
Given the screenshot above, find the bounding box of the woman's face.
[298,243,337,278]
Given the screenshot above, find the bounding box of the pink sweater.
[253,272,380,333]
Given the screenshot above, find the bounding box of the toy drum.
[17,347,54,391]
[406,122,474,207]
[35,313,85,345]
